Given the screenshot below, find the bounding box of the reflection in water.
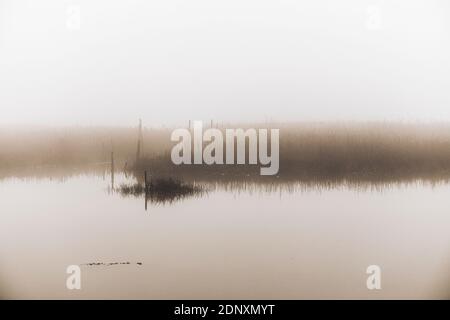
[2,162,450,198]
[117,167,450,208]
[118,178,206,208]
[0,167,449,299]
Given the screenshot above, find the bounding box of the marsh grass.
[2,122,450,184]
[134,122,450,183]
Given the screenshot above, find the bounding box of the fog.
[1,0,449,126]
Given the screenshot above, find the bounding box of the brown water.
[0,173,449,299]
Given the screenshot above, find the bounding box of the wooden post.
[144,171,148,211]
[144,171,148,192]
[136,119,143,163]
[111,151,115,190]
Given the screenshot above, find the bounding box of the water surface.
[0,172,449,299]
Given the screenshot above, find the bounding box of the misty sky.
[1,0,449,126]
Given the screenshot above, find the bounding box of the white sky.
[0,0,449,126]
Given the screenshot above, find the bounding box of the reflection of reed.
[2,161,450,196]
[131,155,450,195]
[129,171,450,196]
[203,178,450,194]
[118,178,206,206]
[113,164,450,206]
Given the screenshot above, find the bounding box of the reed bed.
[2,122,450,183]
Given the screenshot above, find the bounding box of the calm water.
[0,172,449,299]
